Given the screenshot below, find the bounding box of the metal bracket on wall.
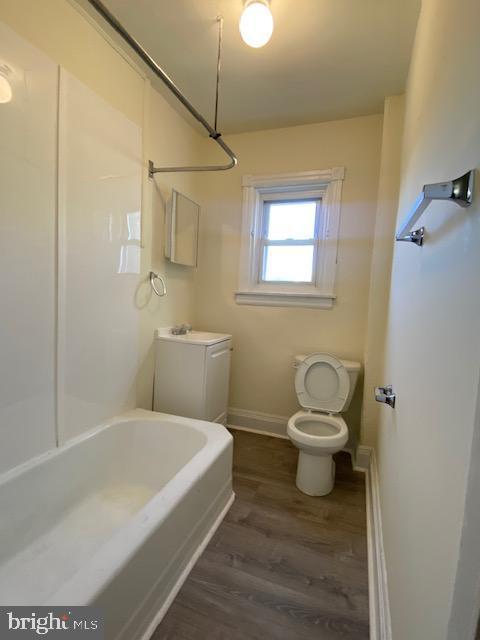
[375,385,396,409]
[395,170,475,246]
[397,226,425,246]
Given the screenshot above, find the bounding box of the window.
[260,199,320,283]
[236,168,344,309]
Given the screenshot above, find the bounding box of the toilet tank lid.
[294,354,361,372]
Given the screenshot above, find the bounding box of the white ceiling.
[99,0,420,134]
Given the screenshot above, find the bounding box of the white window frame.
[236,168,345,309]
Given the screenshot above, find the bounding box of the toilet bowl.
[287,353,360,496]
[288,411,348,495]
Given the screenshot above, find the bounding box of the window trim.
[236,168,344,309]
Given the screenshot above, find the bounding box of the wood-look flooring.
[153,429,369,640]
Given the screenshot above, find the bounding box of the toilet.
[287,353,361,496]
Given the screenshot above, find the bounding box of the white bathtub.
[0,409,234,639]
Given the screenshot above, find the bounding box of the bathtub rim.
[0,408,229,488]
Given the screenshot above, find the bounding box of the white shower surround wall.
[0,22,58,474]
[0,20,145,474]
[0,410,234,640]
[58,68,142,444]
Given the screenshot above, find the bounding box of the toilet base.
[296,451,336,496]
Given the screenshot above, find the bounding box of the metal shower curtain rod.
[86,0,237,175]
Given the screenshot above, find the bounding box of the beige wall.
[137,84,204,408]
[195,115,383,443]
[368,0,480,637]
[0,0,204,418]
[361,95,405,447]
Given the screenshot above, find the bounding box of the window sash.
[258,198,322,284]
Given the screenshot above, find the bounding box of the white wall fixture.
[0,23,58,474]
[239,0,274,48]
[57,69,142,443]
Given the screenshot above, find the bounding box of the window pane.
[263,245,314,282]
[266,201,317,240]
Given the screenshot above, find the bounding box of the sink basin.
[155,329,231,346]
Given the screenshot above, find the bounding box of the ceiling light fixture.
[0,75,12,104]
[239,0,274,48]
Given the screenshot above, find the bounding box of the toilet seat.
[287,410,348,450]
[295,353,350,413]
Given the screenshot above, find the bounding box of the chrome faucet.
[171,323,192,335]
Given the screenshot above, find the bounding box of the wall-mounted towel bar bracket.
[397,226,425,246]
[396,170,475,246]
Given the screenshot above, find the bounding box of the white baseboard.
[227,409,358,455]
[227,407,289,439]
[354,445,373,472]
[361,447,392,640]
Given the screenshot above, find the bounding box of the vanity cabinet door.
[154,341,206,419]
[204,341,232,423]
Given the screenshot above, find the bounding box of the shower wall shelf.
[396,170,475,246]
[86,0,237,175]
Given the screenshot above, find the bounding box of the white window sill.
[234,291,335,309]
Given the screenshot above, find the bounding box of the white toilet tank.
[294,354,361,411]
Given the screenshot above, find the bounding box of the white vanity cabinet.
[154,330,232,424]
